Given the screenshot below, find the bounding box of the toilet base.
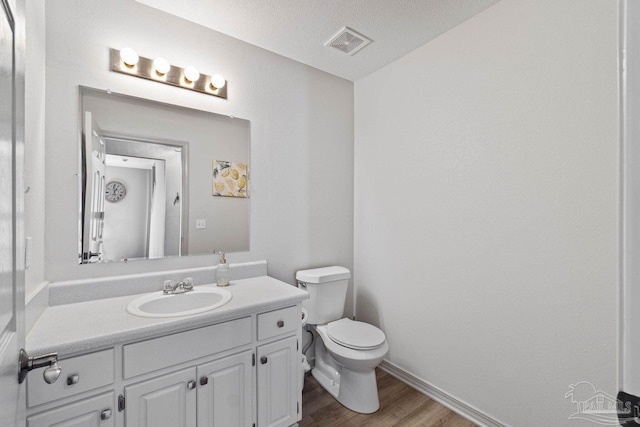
[311,365,380,414]
[311,334,381,414]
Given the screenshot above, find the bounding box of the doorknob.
[18,349,61,384]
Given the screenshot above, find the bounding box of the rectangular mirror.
[79,87,250,264]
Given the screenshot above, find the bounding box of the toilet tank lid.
[296,266,351,283]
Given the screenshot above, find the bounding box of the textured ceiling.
[135,0,501,81]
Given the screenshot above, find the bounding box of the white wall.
[44,0,354,313]
[24,0,46,297]
[354,0,618,426]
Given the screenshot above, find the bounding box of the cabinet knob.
[101,409,112,420]
[260,356,268,364]
[67,373,79,386]
[200,376,208,386]
[277,320,284,328]
[187,380,196,390]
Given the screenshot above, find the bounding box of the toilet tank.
[296,266,350,325]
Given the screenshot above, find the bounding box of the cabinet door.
[257,337,299,427]
[197,350,253,427]
[125,368,196,427]
[27,392,115,427]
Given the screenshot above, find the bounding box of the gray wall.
[354,0,618,425]
[44,0,355,314]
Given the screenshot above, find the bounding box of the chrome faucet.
[163,277,194,294]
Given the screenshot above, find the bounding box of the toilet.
[297,266,388,414]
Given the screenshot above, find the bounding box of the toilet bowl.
[297,266,388,414]
[311,318,388,413]
[316,319,388,369]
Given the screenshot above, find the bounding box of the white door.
[81,112,106,263]
[197,350,254,427]
[0,0,26,425]
[125,368,197,427]
[257,337,298,427]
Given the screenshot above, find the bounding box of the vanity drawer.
[123,317,251,379]
[257,306,298,341]
[27,348,115,407]
[27,392,115,427]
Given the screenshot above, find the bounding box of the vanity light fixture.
[120,47,139,66]
[110,48,227,99]
[183,66,200,83]
[152,57,170,75]
[210,74,226,90]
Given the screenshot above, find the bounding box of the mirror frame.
[78,86,250,264]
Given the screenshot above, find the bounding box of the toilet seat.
[327,318,385,350]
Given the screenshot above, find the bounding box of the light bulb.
[153,57,170,75]
[184,66,200,83]
[120,48,139,66]
[210,74,226,89]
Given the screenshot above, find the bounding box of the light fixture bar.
[109,48,227,99]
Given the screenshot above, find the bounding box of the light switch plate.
[196,219,206,229]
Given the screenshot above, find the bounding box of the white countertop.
[26,276,308,357]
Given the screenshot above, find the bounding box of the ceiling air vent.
[325,27,372,56]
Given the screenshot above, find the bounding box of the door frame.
[620,0,640,402]
[0,0,26,424]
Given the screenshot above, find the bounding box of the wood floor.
[299,369,477,427]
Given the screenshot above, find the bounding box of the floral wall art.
[212,160,249,198]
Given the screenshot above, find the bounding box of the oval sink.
[127,287,232,318]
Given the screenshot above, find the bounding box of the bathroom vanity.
[25,272,308,427]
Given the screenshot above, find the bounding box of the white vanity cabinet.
[124,351,254,427]
[121,307,300,427]
[256,306,300,427]
[122,317,255,427]
[257,337,298,427]
[26,295,303,427]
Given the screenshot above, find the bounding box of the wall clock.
[105,181,126,202]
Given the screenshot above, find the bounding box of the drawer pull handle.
[200,376,208,386]
[277,320,284,328]
[261,356,268,364]
[187,380,196,390]
[101,409,112,420]
[67,374,79,386]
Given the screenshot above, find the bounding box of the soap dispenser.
[216,251,230,287]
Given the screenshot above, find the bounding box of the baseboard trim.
[379,360,507,427]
